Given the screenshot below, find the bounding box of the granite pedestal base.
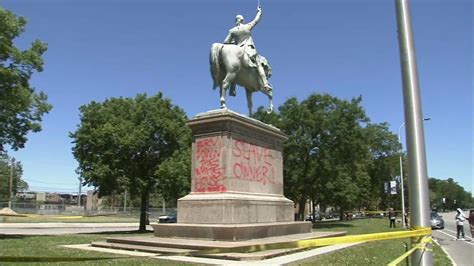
[153,109,311,241]
[152,221,312,241]
[178,192,294,224]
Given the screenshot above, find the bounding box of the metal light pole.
[398,122,407,228]
[8,157,13,209]
[398,118,430,229]
[78,177,82,207]
[395,0,432,265]
[124,189,127,213]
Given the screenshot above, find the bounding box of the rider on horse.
[223,6,271,96]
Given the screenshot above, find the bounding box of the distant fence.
[0,201,176,220]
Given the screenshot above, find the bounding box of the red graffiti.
[193,137,227,193]
[232,140,276,185]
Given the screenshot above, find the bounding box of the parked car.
[305,213,321,222]
[324,213,334,219]
[158,214,177,223]
[430,211,444,230]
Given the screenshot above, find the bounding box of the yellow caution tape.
[181,227,432,256]
[21,214,84,219]
[0,213,28,217]
[387,236,432,266]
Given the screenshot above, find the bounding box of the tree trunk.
[298,196,306,221]
[339,207,344,221]
[139,189,149,232]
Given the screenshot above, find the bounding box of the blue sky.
[3,0,472,194]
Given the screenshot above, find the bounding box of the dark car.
[324,213,334,219]
[158,214,177,223]
[430,211,445,230]
[305,213,321,222]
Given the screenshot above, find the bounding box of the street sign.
[390,181,397,195]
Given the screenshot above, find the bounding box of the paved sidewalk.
[0,223,152,235]
[0,222,139,228]
[65,242,362,265]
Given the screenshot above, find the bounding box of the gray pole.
[124,189,127,213]
[395,0,432,265]
[397,122,406,228]
[8,158,13,209]
[162,197,166,215]
[78,177,82,207]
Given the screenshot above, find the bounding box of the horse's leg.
[245,89,253,116]
[219,85,226,109]
[221,72,237,109]
[268,94,274,113]
[261,87,274,113]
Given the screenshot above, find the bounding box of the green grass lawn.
[0,231,190,265]
[292,218,452,265]
[0,218,451,265]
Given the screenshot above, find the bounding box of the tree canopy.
[253,93,401,219]
[0,153,27,202]
[0,7,52,151]
[429,177,472,210]
[70,93,191,231]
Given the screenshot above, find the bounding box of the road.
[432,211,473,266]
[0,223,153,235]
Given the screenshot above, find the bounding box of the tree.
[363,123,401,210]
[429,177,472,210]
[0,7,52,151]
[311,95,371,219]
[70,93,191,231]
[156,146,191,204]
[253,94,406,219]
[0,153,27,202]
[254,98,315,220]
[255,94,382,220]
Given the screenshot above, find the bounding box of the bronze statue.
[210,6,273,115]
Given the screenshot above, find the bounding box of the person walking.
[455,208,466,240]
[388,208,396,228]
[468,209,473,238]
[404,210,409,227]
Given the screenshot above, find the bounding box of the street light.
[8,157,14,209]
[398,117,430,228]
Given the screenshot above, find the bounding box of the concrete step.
[104,231,347,251]
[105,237,218,250]
[91,241,196,254]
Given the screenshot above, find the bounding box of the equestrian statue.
[210,6,273,115]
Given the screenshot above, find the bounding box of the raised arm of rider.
[248,7,262,30]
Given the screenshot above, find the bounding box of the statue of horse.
[210,43,273,116]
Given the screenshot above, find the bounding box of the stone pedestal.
[153,109,310,240]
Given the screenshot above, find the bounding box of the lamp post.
[8,157,13,209]
[398,122,406,228]
[78,176,82,207]
[398,117,430,228]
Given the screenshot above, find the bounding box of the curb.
[432,238,457,266]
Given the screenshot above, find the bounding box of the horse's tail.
[210,43,223,90]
